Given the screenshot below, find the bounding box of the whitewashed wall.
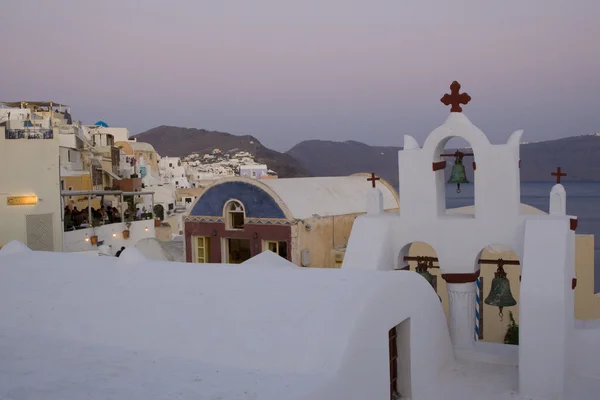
[0,126,63,251]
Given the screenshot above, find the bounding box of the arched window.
[225,200,245,230]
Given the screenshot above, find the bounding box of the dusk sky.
[2,0,599,151]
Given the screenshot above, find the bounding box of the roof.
[102,168,121,180]
[260,175,399,219]
[60,190,155,197]
[115,141,157,153]
[0,101,68,108]
[94,120,109,127]
[447,203,547,216]
[0,245,450,400]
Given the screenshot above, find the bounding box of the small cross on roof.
[551,167,567,184]
[367,172,380,188]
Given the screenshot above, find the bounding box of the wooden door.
[389,327,399,399]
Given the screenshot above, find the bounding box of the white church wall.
[572,319,600,380]
[320,270,454,400]
[519,217,575,400]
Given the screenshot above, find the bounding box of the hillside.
[133,126,311,178]
[134,126,600,185]
[285,140,402,186]
[287,135,600,185]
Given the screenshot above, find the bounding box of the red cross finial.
[551,167,567,184]
[440,81,471,113]
[367,172,380,188]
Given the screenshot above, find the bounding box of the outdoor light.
[112,231,117,238]
[85,234,89,242]
[145,226,149,232]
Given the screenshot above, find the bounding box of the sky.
[2,0,600,152]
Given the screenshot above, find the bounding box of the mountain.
[133,126,311,178]
[287,135,600,185]
[285,140,402,186]
[134,126,600,185]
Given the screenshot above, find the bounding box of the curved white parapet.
[241,249,299,268]
[507,129,524,146]
[134,238,170,261]
[422,112,491,155]
[0,240,32,257]
[117,247,148,265]
[403,134,420,150]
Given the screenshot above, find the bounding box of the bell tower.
[343,81,580,400]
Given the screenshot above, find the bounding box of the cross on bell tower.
[441,81,471,113]
[551,167,567,184]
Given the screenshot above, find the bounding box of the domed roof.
[94,120,109,127]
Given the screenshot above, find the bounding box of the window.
[252,171,256,178]
[195,236,210,263]
[185,197,193,203]
[175,181,179,186]
[225,200,245,230]
[168,203,174,210]
[169,163,173,168]
[264,240,288,259]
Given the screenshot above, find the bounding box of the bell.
[484,265,517,320]
[447,157,469,193]
[416,265,434,286]
[416,261,442,302]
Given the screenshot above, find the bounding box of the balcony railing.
[5,128,54,140]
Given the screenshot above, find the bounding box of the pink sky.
[2,0,599,151]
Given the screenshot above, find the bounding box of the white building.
[0,108,62,251]
[84,121,131,144]
[158,156,191,188]
[239,164,269,179]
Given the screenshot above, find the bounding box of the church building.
[184,173,399,267]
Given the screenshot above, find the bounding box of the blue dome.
[94,120,109,127]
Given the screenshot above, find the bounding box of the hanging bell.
[484,263,517,320]
[447,156,469,193]
[416,260,442,302]
[416,264,434,286]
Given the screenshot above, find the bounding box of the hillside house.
[184,174,399,266]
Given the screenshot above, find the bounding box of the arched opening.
[434,137,477,216]
[153,204,165,221]
[475,244,521,344]
[224,200,245,231]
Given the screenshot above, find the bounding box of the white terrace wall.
[63,220,156,254]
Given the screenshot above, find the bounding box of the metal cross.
[367,172,380,188]
[551,167,567,184]
[440,81,471,113]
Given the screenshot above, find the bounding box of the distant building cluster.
[0,100,278,256]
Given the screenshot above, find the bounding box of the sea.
[444,182,600,292]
